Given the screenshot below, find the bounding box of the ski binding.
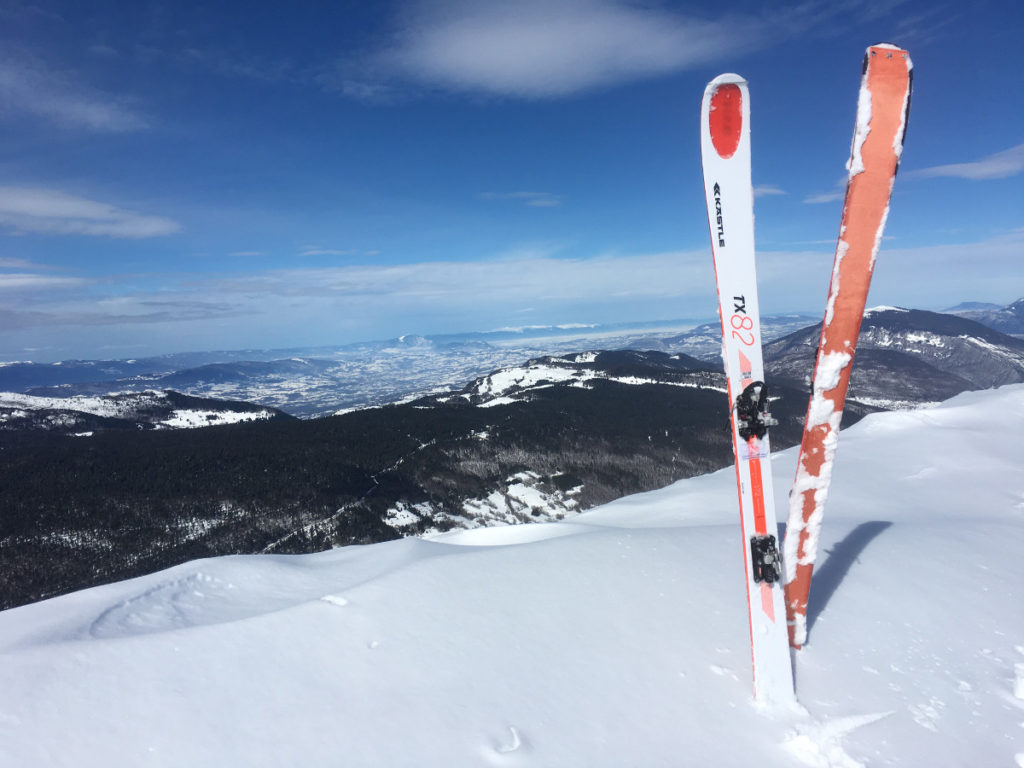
[734,381,778,440]
[750,534,782,584]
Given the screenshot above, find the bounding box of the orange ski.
[783,45,912,648]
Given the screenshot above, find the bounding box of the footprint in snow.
[89,571,231,639]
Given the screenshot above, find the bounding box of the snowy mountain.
[8,318,1024,612]
[2,350,840,611]
[946,296,1024,336]
[0,390,291,434]
[444,349,721,407]
[765,307,1024,408]
[5,307,1014,419]
[1,384,1021,767]
[1,318,808,418]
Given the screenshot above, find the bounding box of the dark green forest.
[0,374,855,610]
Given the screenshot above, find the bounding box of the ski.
[783,44,913,649]
[700,73,794,704]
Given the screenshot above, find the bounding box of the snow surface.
[1,385,1023,766]
[0,391,158,419]
[469,361,723,407]
[0,391,275,429]
[159,408,275,428]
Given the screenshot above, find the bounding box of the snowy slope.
[0,390,283,432]
[0,385,1022,767]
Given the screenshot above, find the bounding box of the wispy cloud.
[352,0,767,98]
[86,44,119,59]
[7,230,1024,358]
[0,187,180,238]
[0,256,37,268]
[753,185,786,198]
[298,248,357,257]
[481,191,562,208]
[804,191,845,204]
[804,176,847,204]
[755,230,1024,312]
[0,272,91,291]
[907,142,1024,181]
[0,56,147,132]
[177,47,300,85]
[201,250,710,307]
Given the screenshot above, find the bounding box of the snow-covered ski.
[700,73,794,704]
[783,44,913,649]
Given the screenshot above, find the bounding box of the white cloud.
[163,249,715,319]
[0,187,180,238]
[907,142,1024,181]
[753,185,786,198]
[804,176,848,204]
[298,248,357,257]
[87,45,119,59]
[803,190,845,204]
[754,230,1024,313]
[0,272,91,291]
[0,257,36,268]
[481,191,562,208]
[368,0,765,98]
[0,57,147,132]
[6,231,1023,357]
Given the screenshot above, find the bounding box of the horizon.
[5,298,1017,366]
[2,1,1022,362]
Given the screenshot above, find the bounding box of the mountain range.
[0,390,292,434]
[1,316,820,418]
[2,304,1023,611]
[947,297,1024,335]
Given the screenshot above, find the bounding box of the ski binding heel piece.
[750,534,782,584]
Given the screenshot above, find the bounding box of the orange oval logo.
[709,83,742,159]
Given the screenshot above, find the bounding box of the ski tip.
[707,81,744,159]
[866,43,912,66]
[704,72,746,94]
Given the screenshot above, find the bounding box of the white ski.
[700,73,794,704]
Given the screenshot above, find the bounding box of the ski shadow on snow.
[779,520,893,636]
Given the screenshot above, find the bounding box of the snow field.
[0,385,1021,766]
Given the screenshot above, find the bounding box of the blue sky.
[1,0,1021,362]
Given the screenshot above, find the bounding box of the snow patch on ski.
[824,241,849,326]
[812,351,853,397]
[869,201,891,272]
[847,81,872,177]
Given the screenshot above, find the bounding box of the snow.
[824,240,849,326]
[475,364,583,397]
[1,385,1023,766]
[0,391,275,429]
[868,201,890,272]
[847,77,872,177]
[470,361,724,406]
[864,306,908,315]
[159,408,274,428]
[0,391,159,419]
[810,351,852,397]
